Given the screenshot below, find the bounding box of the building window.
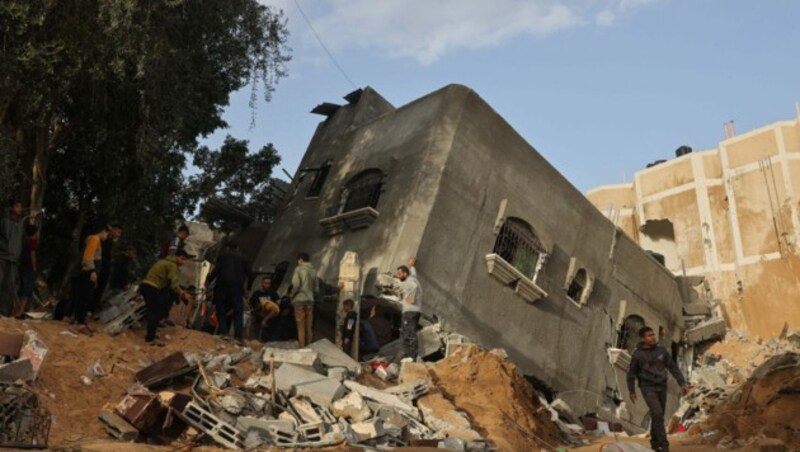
[306,160,332,198]
[617,315,645,353]
[567,269,588,302]
[492,217,546,280]
[338,169,384,214]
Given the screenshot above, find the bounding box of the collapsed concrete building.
[588,109,800,338]
[252,85,716,431]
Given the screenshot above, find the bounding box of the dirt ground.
[572,435,718,451]
[0,316,252,449]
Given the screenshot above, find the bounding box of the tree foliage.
[0,0,290,285]
[188,136,282,231]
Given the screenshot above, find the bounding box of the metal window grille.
[492,218,545,279]
[343,170,383,212]
[0,385,51,449]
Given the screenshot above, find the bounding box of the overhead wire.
[292,0,358,90]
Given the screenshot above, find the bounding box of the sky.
[199,0,800,193]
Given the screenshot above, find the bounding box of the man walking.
[140,250,193,345]
[289,252,317,347]
[0,199,23,316]
[207,242,250,341]
[90,223,122,314]
[627,326,689,452]
[72,225,111,335]
[395,256,422,361]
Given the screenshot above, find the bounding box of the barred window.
[340,169,384,213]
[493,218,545,279]
[567,268,588,302]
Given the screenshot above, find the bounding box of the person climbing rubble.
[395,256,422,361]
[140,249,194,345]
[627,326,689,452]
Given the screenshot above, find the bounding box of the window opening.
[340,169,384,213]
[567,269,588,302]
[492,218,545,279]
[306,161,332,198]
[617,314,645,353]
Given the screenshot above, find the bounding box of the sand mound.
[0,316,249,448]
[701,353,800,448]
[429,345,563,451]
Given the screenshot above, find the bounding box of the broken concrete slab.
[327,366,348,382]
[98,305,123,324]
[97,411,139,441]
[176,400,244,450]
[0,357,34,382]
[236,415,271,437]
[105,301,147,336]
[262,347,322,371]
[343,380,418,418]
[417,393,471,433]
[349,419,384,442]
[308,339,361,375]
[685,318,727,345]
[385,378,429,404]
[417,325,444,358]
[330,391,371,422]
[264,419,298,445]
[298,421,326,442]
[274,363,346,407]
[398,361,433,385]
[18,330,47,381]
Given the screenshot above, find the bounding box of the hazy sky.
[199,0,800,192]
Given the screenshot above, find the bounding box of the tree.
[187,136,283,231]
[0,0,290,216]
[0,0,290,285]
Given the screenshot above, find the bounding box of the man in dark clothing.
[140,250,192,345]
[207,242,250,341]
[160,224,190,258]
[627,326,689,452]
[249,275,280,340]
[15,223,39,318]
[341,299,357,354]
[90,224,123,313]
[263,297,297,342]
[0,199,23,317]
[110,246,137,291]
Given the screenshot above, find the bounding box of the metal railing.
[492,218,545,279]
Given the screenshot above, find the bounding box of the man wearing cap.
[140,249,193,345]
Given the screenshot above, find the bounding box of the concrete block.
[264,419,297,445]
[685,318,727,345]
[350,419,384,442]
[330,391,371,422]
[309,339,361,374]
[417,325,443,358]
[235,415,271,436]
[97,411,139,441]
[177,400,243,450]
[683,302,711,316]
[0,357,34,382]
[327,366,348,382]
[385,378,429,403]
[298,421,326,442]
[274,363,345,407]
[262,347,322,371]
[344,380,419,418]
[105,301,147,336]
[290,397,322,424]
[220,391,247,415]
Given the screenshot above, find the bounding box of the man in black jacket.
[626,326,689,452]
[207,242,250,341]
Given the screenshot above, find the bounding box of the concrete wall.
[253,85,695,430]
[588,114,800,338]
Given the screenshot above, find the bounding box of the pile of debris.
[95,334,568,450]
[669,328,800,449]
[0,330,51,448]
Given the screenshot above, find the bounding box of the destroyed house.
[252,84,704,431]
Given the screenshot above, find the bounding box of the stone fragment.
[309,339,361,374]
[344,380,418,418]
[349,419,384,442]
[384,378,429,403]
[684,318,726,345]
[97,411,139,441]
[275,363,346,407]
[331,391,371,422]
[417,325,443,358]
[262,347,322,371]
[19,330,48,380]
[327,366,348,382]
[0,357,34,382]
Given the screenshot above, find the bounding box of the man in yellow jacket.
[72,225,110,336]
[140,249,193,345]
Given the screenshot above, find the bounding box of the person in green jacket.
[289,252,317,347]
[140,250,193,345]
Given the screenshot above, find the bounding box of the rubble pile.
[670,328,800,449]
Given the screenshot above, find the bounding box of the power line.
[293,0,358,90]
